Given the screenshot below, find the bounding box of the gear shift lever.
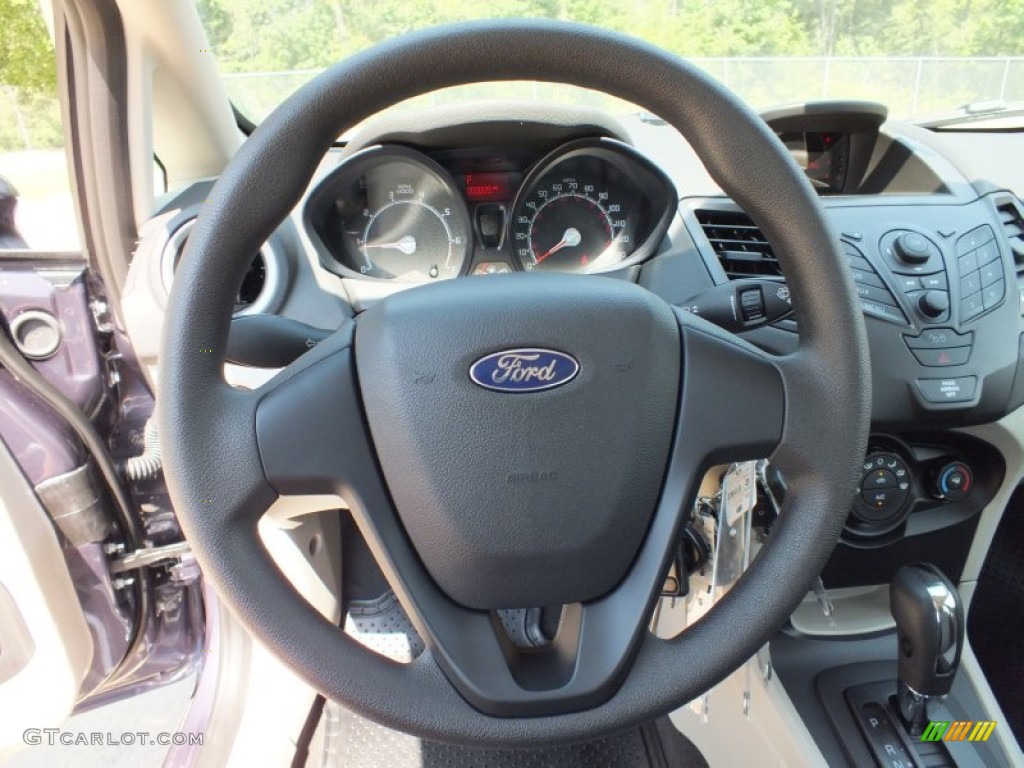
[890,563,965,738]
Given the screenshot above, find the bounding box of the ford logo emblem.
[469,348,579,393]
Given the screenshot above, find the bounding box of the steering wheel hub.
[356,273,679,609]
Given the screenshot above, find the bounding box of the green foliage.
[205,0,1023,123]
[0,0,56,91]
[197,0,344,72]
[2,0,1023,151]
[0,89,61,148]
[0,0,58,151]
[196,0,1024,72]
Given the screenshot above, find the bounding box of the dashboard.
[128,99,1024,583]
[138,101,1024,435]
[118,96,1024,768]
[303,138,676,282]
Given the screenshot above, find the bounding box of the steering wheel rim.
[160,19,870,745]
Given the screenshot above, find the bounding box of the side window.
[0,0,79,251]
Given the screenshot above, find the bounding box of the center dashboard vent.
[995,197,1024,272]
[693,209,782,279]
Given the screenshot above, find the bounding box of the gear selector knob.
[890,563,964,736]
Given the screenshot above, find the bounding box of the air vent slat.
[694,209,781,279]
[995,199,1024,269]
[706,237,773,247]
[1000,222,1024,240]
[708,223,763,232]
[718,250,777,263]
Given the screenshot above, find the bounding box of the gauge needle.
[534,227,582,264]
[364,235,417,255]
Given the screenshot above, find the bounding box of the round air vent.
[160,218,282,316]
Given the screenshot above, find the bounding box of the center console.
[647,101,1023,768]
[774,626,1009,768]
[769,434,1010,767]
[775,562,1009,768]
[757,429,1008,767]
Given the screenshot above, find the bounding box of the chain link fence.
[218,56,1024,128]
[691,56,1023,119]
[2,57,1021,152]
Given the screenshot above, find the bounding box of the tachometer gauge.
[509,139,677,275]
[358,196,462,279]
[305,146,472,282]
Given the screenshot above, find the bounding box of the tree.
[0,0,56,92]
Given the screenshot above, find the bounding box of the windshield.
[195,1,1024,128]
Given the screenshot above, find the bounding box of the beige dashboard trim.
[956,405,1024,766]
[960,405,1024,583]
[656,598,829,767]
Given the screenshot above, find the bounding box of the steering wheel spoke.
[674,308,787,469]
[345,472,681,717]
[406,596,659,717]
[254,322,365,496]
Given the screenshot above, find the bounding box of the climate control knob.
[894,232,932,264]
[934,462,972,502]
[852,452,912,528]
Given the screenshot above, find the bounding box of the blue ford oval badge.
[469,348,579,393]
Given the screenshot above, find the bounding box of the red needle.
[535,239,567,264]
[534,227,582,265]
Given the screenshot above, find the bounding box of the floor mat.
[968,484,1024,748]
[313,592,707,768]
[321,709,701,768]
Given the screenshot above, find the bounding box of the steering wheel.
[160,19,870,745]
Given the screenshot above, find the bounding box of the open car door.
[0,0,203,758]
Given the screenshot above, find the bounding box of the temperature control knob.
[894,232,932,264]
[934,462,973,502]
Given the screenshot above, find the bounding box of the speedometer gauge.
[516,183,625,271]
[510,139,677,275]
[305,146,472,282]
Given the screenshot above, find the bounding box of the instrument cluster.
[304,138,676,282]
